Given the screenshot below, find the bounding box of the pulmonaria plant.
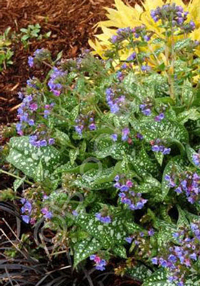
[5,2,200,286]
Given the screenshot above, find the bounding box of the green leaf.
[69,105,79,122]
[69,148,79,165]
[54,129,73,147]
[73,167,114,190]
[161,156,184,199]
[127,265,152,282]
[20,28,28,33]
[177,108,200,124]
[181,79,194,106]
[177,206,189,227]
[174,38,191,51]
[13,177,26,192]
[73,237,102,267]
[154,152,164,166]
[55,162,99,174]
[21,35,29,41]
[186,145,200,169]
[142,269,176,286]
[136,177,162,200]
[76,213,139,248]
[35,160,44,181]
[7,136,61,180]
[94,134,130,160]
[130,119,189,143]
[55,51,63,62]
[133,147,160,178]
[154,220,177,246]
[113,246,127,258]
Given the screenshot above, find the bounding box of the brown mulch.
[0,0,141,125]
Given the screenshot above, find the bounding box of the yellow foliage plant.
[88,0,200,82]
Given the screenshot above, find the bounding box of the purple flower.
[120,185,129,192]
[111,35,118,43]
[141,65,151,72]
[21,200,32,214]
[174,187,182,194]
[126,52,136,61]
[28,56,34,67]
[114,175,120,182]
[151,257,158,264]
[72,210,78,217]
[28,119,35,126]
[155,113,165,122]
[110,103,119,114]
[148,228,155,236]
[90,255,107,271]
[40,139,47,147]
[143,35,151,41]
[122,128,130,141]
[165,175,171,181]
[192,153,200,166]
[162,148,171,155]
[41,207,53,219]
[95,213,111,224]
[89,123,96,131]
[48,138,55,145]
[152,145,160,152]
[142,108,151,116]
[125,236,133,243]
[29,102,38,111]
[75,125,84,135]
[21,215,30,224]
[111,134,118,141]
[189,21,195,29]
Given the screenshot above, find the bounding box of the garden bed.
[0,1,199,286]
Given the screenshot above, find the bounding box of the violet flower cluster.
[150,139,171,155]
[17,94,55,147]
[74,111,96,135]
[151,4,195,32]
[28,48,51,68]
[165,171,200,204]
[192,151,200,167]
[125,228,154,244]
[151,222,200,286]
[17,95,36,135]
[90,254,107,271]
[110,27,133,44]
[110,25,152,45]
[114,175,147,211]
[21,198,32,224]
[48,67,68,96]
[139,100,153,116]
[106,87,126,114]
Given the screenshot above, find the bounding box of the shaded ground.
[0,0,140,125]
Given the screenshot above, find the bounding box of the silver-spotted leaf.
[7,136,61,180]
[130,119,189,143]
[73,237,102,267]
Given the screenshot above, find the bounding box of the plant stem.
[0,169,32,185]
